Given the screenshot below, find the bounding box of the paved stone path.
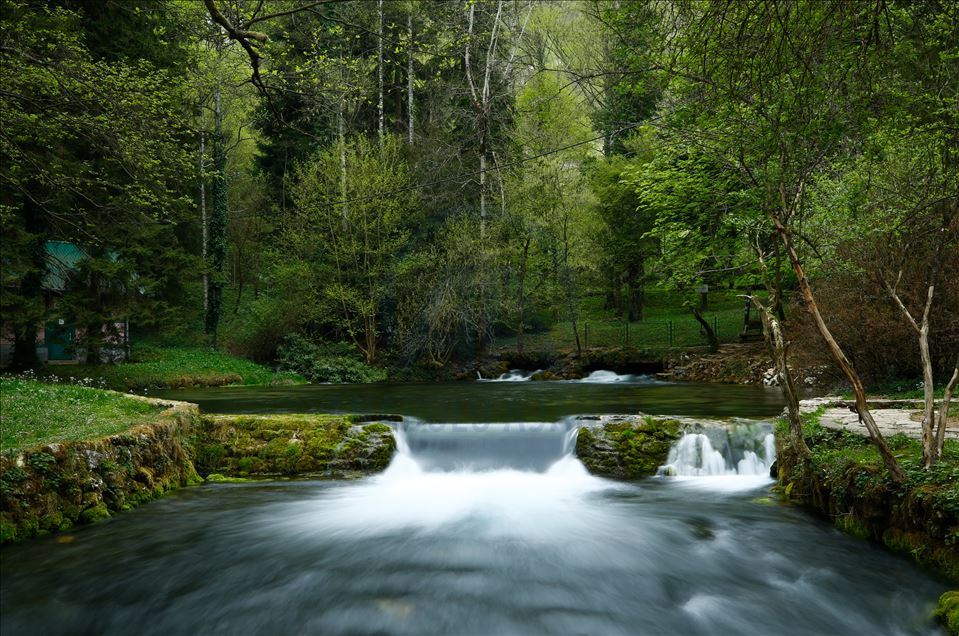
[798,397,958,440]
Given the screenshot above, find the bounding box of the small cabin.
[0,241,129,366]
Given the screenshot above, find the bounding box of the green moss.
[196,414,396,478]
[205,473,253,483]
[936,591,959,635]
[836,514,870,540]
[79,503,110,524]
[577,417,681,480]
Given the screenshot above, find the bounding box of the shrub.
[276,334,386,384]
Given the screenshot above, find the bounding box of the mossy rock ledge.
[576,415,681,480]
[776,434,959,583]
[0,398,201,544]
[195,413,398,479]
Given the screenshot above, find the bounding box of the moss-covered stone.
[0,399,201,545]
[576,416,681,479]
[936,591,959,635]
[196,414,397,479]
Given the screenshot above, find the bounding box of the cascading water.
[290,419,620,539]
[658,423,776,478]
[481,369,541,382]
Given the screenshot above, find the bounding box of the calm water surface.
[152,378,787,422]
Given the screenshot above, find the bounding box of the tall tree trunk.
[205,83,227,343]
[936,359,958,459]
[770,213,905,481]
[200,105,208,315]
[377,0,384,144]
[755,297,812,460]
[12,190,45,370]
[407,4,414,144]
[338,83,348,222]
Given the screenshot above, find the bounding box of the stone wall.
[0,398,201,543]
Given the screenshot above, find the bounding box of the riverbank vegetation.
[776,411,959,580]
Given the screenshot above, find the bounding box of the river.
[0,376,949,635]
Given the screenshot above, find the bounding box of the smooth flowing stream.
[1,380,949,635]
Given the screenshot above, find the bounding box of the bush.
[276,334,386,384]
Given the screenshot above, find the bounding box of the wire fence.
[496,311,746,352]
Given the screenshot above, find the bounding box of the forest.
[2,2,959,633]
[3,0,956,377]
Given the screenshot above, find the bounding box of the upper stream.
[1,378,949,635]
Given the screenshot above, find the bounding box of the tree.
[665,0,917,480]
[288,135,418,362]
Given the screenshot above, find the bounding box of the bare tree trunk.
[770,213,905,481]
[936,359,958,458]
[377,0,384,144]
[754,296,812,460]
[338,83,348,222]
[690,303,718,352]
[884,243,942,467]
[407,4,414,144]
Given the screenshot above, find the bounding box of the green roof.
[43,241,86,292]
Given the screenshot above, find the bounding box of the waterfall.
[659,425,775,478]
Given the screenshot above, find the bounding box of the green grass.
[495,288,749,352]
[43,345,305,392]
[0,377,161,451]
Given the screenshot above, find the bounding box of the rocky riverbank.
[0,397,201,543]
[0,395,401,544]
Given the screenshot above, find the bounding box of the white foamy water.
[658,425,776,490]
[576,370,633,383]
[481,369,540,382]
[282,423,624,540]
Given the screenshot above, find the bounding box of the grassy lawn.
[43,345,304,392]
[495,288,750,352]
[0,377,162,451]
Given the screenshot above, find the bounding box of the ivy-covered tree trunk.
[205,86,227,343]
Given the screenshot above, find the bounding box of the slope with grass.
[0,379,201,542]
[44,345,304,392]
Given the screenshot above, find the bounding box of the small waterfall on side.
[658,422,775,477]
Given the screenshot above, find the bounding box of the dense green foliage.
[0,0,955,387]
[0,377,159,450]
[276,335,386,384]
